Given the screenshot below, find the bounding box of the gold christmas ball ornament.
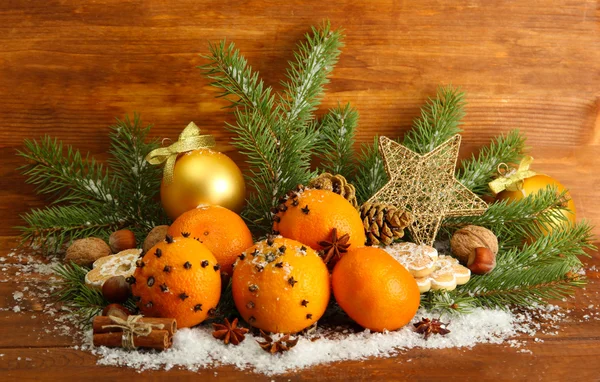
[489,156,576,233]
[145,122,246,220]
[161,149,246,220]
[496,174,576,230]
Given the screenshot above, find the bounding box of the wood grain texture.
[0,235,598,380]
[0,0,598,236]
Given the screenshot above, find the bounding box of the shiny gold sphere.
[161,149,246,220]
[497,174,576,233]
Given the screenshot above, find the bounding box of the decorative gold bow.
[488,155,537,194]
[102,315,165,350]
[145,122,216,184]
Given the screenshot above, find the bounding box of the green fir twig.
[443,186,574,249]
[457,130,527,196]
[17,114,167,252]
[422,222,595,313]
[316,103,359,179]
[403,86,466,154]
[352,136,388,204]
[201,22,345,234]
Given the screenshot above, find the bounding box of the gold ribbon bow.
[102,315,165,350]
[488,155,537,194]
[145,122,216,184]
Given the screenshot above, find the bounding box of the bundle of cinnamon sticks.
[92,315,177,350]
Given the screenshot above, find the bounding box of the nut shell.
[450,225,498,265]
[102,275,131,303]
[65,238,111,267]
[468,247,497,275]
[102,303,131,320]
[109,229,136,253]
[143,225,169,253]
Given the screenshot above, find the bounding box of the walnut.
[65,237,111,267]
[450,225,498,265]
[142,225,169,253]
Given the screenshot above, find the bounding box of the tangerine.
[273,188,365,263]
[331,246,420,332]
[168,205,254,276]
[232,237,330,333]
[130,236,221,328]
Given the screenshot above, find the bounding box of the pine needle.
[457,130,527,196]
[403,86,466,154]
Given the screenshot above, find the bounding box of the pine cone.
[308,173,358,208]
[360,202,413,246]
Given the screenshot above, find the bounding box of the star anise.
[413,317,450,340]
[212,318,249,345]
[256,330,299,353]
[318,228,350,265]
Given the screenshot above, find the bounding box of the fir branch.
[18,205,125,252]
[352,136,388,204]
[107,114,168,233]
[201,23,344,233]
[53,262,109,325]
[443,186,574,249]
[315,103,359,179]
[280,21,344,128]
[201,39,277,127]
[402,86,466,154]
[423,223,595,312]
[456,130,526,196]
[18,114,167,251]
[17,136,114,206]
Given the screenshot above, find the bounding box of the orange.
[332,246,420,332]
[497,174,576,233]
[130,236,221,328]
[273,188,366,262]
[168,205,254,276]
[232,237,330,333]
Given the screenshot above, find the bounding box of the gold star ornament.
[368,135,487,246]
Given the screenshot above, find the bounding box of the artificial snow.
[93,307,526,376]
[3,246,599,376]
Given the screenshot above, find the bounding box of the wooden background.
[0,1,600,380]
[0,0,599,236]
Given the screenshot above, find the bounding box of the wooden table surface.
[1,0,599,380]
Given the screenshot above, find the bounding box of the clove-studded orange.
[272,188,365,264]
[167,205,254,276]
[130,236,221,328]
[332,246,420,332]
[231,237,330,334]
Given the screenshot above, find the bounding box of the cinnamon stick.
[93,316,177,336]
[93,330,172,350]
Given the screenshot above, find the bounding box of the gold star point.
[368,135,487,246]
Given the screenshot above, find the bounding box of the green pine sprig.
[403,86,466,154]
[53,262,136,325]
[443,186,574,249]
[316,103,359,179]
[456,130,527,196]
[423,222,594,313]
[352,135,388,204]
[17,114,168,252]
[200,21,345,233]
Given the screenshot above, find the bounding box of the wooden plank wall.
[0,0,598,236]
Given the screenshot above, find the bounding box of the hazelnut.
[450,225,498,265]
[143,225,169,253]
[109,229,136,253]
[468,247,497,275]
[65,238,111,267]
[102,275,131,303]
[102,303,131,320]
